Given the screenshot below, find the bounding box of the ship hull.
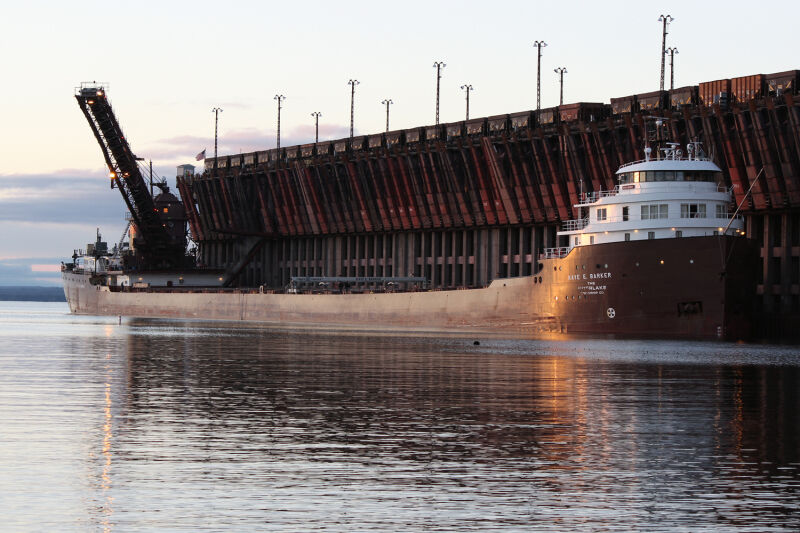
[63,236,758,340]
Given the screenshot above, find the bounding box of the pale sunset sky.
[0,0,797,284]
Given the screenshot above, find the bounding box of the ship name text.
[567,271,612,281]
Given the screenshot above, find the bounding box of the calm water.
[1,301,799,532]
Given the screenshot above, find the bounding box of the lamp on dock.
[211,107,223,169]
[433,61,446,125]
[311,111,321,143]
[533,41,547,111]
[460,85,473,120]
[665,47,679,91]
[381,99,393,132]
[274,95,285,149]
[348,80,359,138]
[554,67,567,106]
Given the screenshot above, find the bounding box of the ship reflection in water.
[1,305,799,531]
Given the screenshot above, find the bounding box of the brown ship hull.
[63,236,757,341]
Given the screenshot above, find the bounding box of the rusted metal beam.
[365,156,400,230]
[535,131,570,220]
[293,162,324,234]
[178,176,204,242]
[527,134,557,221]
[216,173,237,230]
[400,150,435,228]
[497,137,533,223]
[195,178,216,239]
[439,142,473,226]
[344,159,375,232]
[560,129,583,209]
[386,153,420,229]
[783,95,800,205]
[750,102,785,207]
[251,172,275,235]
[480,137,518,225]
[509,133,546,223]
[330,162,358,233]
[589,121,616,191]
[418,148,449,227]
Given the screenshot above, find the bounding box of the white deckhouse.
[555,141,744,255]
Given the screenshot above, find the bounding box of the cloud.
[0,169,122,225]
[31,264,61,272]
[0,257,64,286]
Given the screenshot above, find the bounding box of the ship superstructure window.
[596,208,607,221]
[716,204,728,218]
[681,203,707,218]
[618,170,722,184]
[641,204,668,220]
[648,231,655,239]
[622,206,629,221]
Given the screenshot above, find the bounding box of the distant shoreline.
[0,286,66,302]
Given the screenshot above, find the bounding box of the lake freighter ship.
[62,84,758,340]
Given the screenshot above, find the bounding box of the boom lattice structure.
[75,83,183,268]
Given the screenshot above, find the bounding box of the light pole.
[381,99,393,132]
[658,15,674,91]
[554,67,567,105]
[274,95,285,149]
[433,61,446,124]
[460,84,473,120]
[348,79,359,138]
[311,111,321,143]
[211,107,222,169]
[533,41,547,111]
[665,47,678,91]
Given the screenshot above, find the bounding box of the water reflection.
[1,305,798,531]
[82,323,800,531]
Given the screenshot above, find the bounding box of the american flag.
[195,149,206,161]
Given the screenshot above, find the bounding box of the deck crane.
[75,83,187,269]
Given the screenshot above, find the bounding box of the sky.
[0,0,797,284]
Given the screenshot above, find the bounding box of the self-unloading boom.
[75,83,185,268]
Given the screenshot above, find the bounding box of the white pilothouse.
[553,141,744,256]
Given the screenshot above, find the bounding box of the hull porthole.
[607,307,616,319]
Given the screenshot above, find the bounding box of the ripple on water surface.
[0,302,798,531]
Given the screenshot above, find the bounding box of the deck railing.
[540,246,571,259]
[561,217,589,231]
[578,187,621,204]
